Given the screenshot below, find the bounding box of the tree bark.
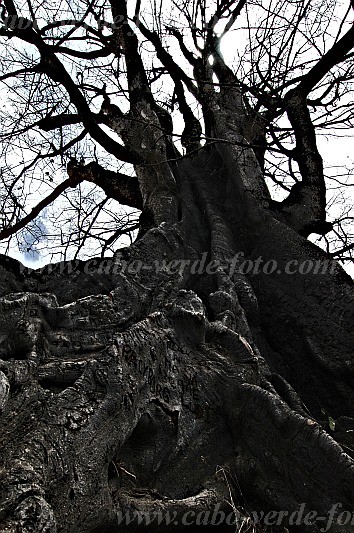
[0,134,353,533]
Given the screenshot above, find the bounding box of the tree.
[0,0,353,531]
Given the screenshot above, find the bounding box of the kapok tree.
[0,1,353,532]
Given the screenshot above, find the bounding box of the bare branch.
[67,160,143,209]
[1,14,140,164]
[37,112,104,132]
[0,173,84,241]
[136,20,201,152]
[298,26,354,95]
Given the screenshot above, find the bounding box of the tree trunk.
[0,137,354,533]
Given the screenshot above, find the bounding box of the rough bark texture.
[0,140,353,533]
[0,6,354,530]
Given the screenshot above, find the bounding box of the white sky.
[0,0,353,276]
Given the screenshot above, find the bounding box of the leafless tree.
[0,1,353,532]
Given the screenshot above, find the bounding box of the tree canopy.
[0,0,353,267]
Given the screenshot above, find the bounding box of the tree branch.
[298,25,354,95]
[54,45,111,60]
[0,65,39,81]
[37,112,105,131]
[1,11,140,165]
[167,27,198,67]
[330,242,354,258]
[0,173,84,241]
[137,21,198,99]
[275,89,327,236]
[37,49,140,163]
[274,24,354,236]
[136,20,201,152]
[0,156,142,243]
[67,160,143,209]
[108,0,155,109]
[216,0,248,42]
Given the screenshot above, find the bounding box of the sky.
[0,0,353,276]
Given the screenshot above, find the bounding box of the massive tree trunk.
[0,135,353,533]
[0,7,354,529]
